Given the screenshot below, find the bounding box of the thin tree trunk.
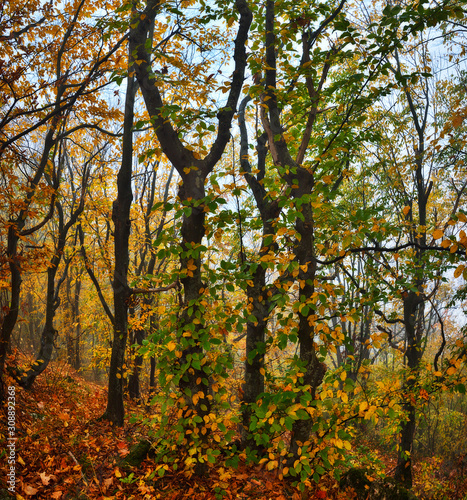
[394,293,424,487]
[238,99,281,450]
[72,276,81,370]
[66,274,76,366]
[102,58,136,426]
[128,327,145,400]
[20,264,60,389]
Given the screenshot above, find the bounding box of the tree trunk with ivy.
[130,0,252,474]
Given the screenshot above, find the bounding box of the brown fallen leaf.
[104,477,114,488]
[39,471,57,485]
[23,484,39,496]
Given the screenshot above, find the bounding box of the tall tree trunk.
[0,226,22,398]
[287,174,325,462]
[176,175,213,475]
[394,292,424,486]
[394,81,430,488]
[102,58,136,426]
[130,0,251,474]
[261,0,329,464]
[238,98,281,450]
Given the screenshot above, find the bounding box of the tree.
[0,0,125,399]
[128,0,252,473]
[19,137,96,389]
[237,94,282,452]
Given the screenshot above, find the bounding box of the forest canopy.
[1,0,467,498]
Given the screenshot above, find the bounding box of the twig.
[68,451,89,486]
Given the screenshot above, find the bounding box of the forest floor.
[1,360,466,500]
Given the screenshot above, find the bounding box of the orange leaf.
[441,239,451,248]
[452,113,465,128]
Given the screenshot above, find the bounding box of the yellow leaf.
[458,212,467,222]
[454,264,465,278]
[167,340,177,351]
[227,16,235,27]
[432,229,444,240]
[450,243,458,253]
[403,206,411,216]
[340,371,347,381]
[267,460,278,470]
